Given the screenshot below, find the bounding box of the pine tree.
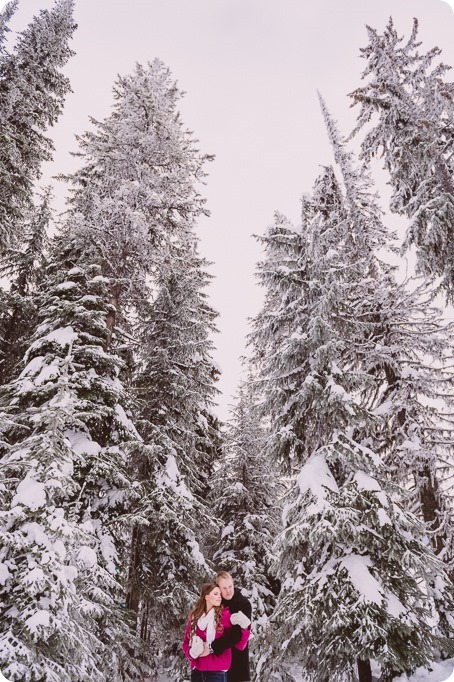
[349,18,454,299]
[57,59,220,675]
[0,1,18,54]
[321,99,454,588]
[0,258,145,681]
[0,0,76,252]
[59,59,212,338]
[0,187,52,385]
[126,234,221,671]
[269,435,452,682]
[249,210,314,470]
[135,234,219,495]
[211,380,280,625]
[250,114,454,678]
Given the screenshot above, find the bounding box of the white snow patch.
[400,439,421,452]
[115,404,141,438]
[20,355,46,379]
[377,508,392,526]
[25,609,50,633]
[157,455,192,501]
[385,590,406,618]
[187,539,207,567]
[297,453,339,512]
[65,430,101,456]
[354,470,381,492]
[340,554,383,606]
[99,532,117,574]
[78,546,98,569]
[34,359,61,385]
[12,476,46,511]
[55,281,77,291]
[45,326,78,347]
[22,522,50,547]
[372,400,393,417]
[394,658,454,681]
[23,567,46,586]
[221,524,234,539]
[0,562,11,586]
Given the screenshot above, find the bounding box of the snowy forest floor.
[393,660,454,682]
[154,659,454,682]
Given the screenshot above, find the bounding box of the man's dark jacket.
[211,588,252,682]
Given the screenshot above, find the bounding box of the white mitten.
[189,635,204,658]
[230,610,251,629]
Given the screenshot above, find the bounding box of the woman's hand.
[199,642,211,657]
[189,635,204,658]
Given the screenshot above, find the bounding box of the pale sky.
[4,0,454,420]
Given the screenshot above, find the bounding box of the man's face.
[218,577,234,601]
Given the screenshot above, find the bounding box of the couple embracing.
[182,571,252,682]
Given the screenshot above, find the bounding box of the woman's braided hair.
[189,583,224,642]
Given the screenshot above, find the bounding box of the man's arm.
[210,624,242,656]
[234,596,252,651]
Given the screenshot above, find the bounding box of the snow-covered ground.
[156,660,454,682]
[394,659,454,682]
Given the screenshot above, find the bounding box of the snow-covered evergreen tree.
[269,434,452,682]
[0,187,51,385]
[0,0,75,252]
[349,18,454,299]
[0,1,18,54]
[56,59,221,675]
[59,59,211,337]
[211,379,280,626]
[0,258,145,681]
[250,109,454,679]
[249,209,315,470]
[320,100,454,587]
[135,233,219,495]
[126,234,220,671]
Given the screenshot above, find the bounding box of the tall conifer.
[0,0,75,252]
[0,258,144,681]
[349,19,454,298]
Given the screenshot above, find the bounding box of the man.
[210,571,252,682]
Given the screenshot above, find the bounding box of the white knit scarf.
[197,608,216,645]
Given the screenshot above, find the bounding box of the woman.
[182,583,249,682]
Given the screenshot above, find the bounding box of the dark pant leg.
[191,670,204,682]
[202,673,228,682]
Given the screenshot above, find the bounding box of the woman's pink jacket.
[182,607,250,672]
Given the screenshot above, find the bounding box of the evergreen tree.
[268,434,451,682]
[126,234,220,671]
[0,259,145,681]
[58,59,220,675]
[59,59,211,339]
[249,210,314,470]
[0,187,52,385]
[321,99,454,586]
[0,1,18,54]
[0,0,76,252]
[349,18,454,299]
[250,114,454,678]
[211,379,280,625]
[135,234,219,495]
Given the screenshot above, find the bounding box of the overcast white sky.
[4,0,454,420]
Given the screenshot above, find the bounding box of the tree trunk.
[382,362,452,576]
[126,524,142,616]
[357,658,372,682]
[416,464,454,582]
